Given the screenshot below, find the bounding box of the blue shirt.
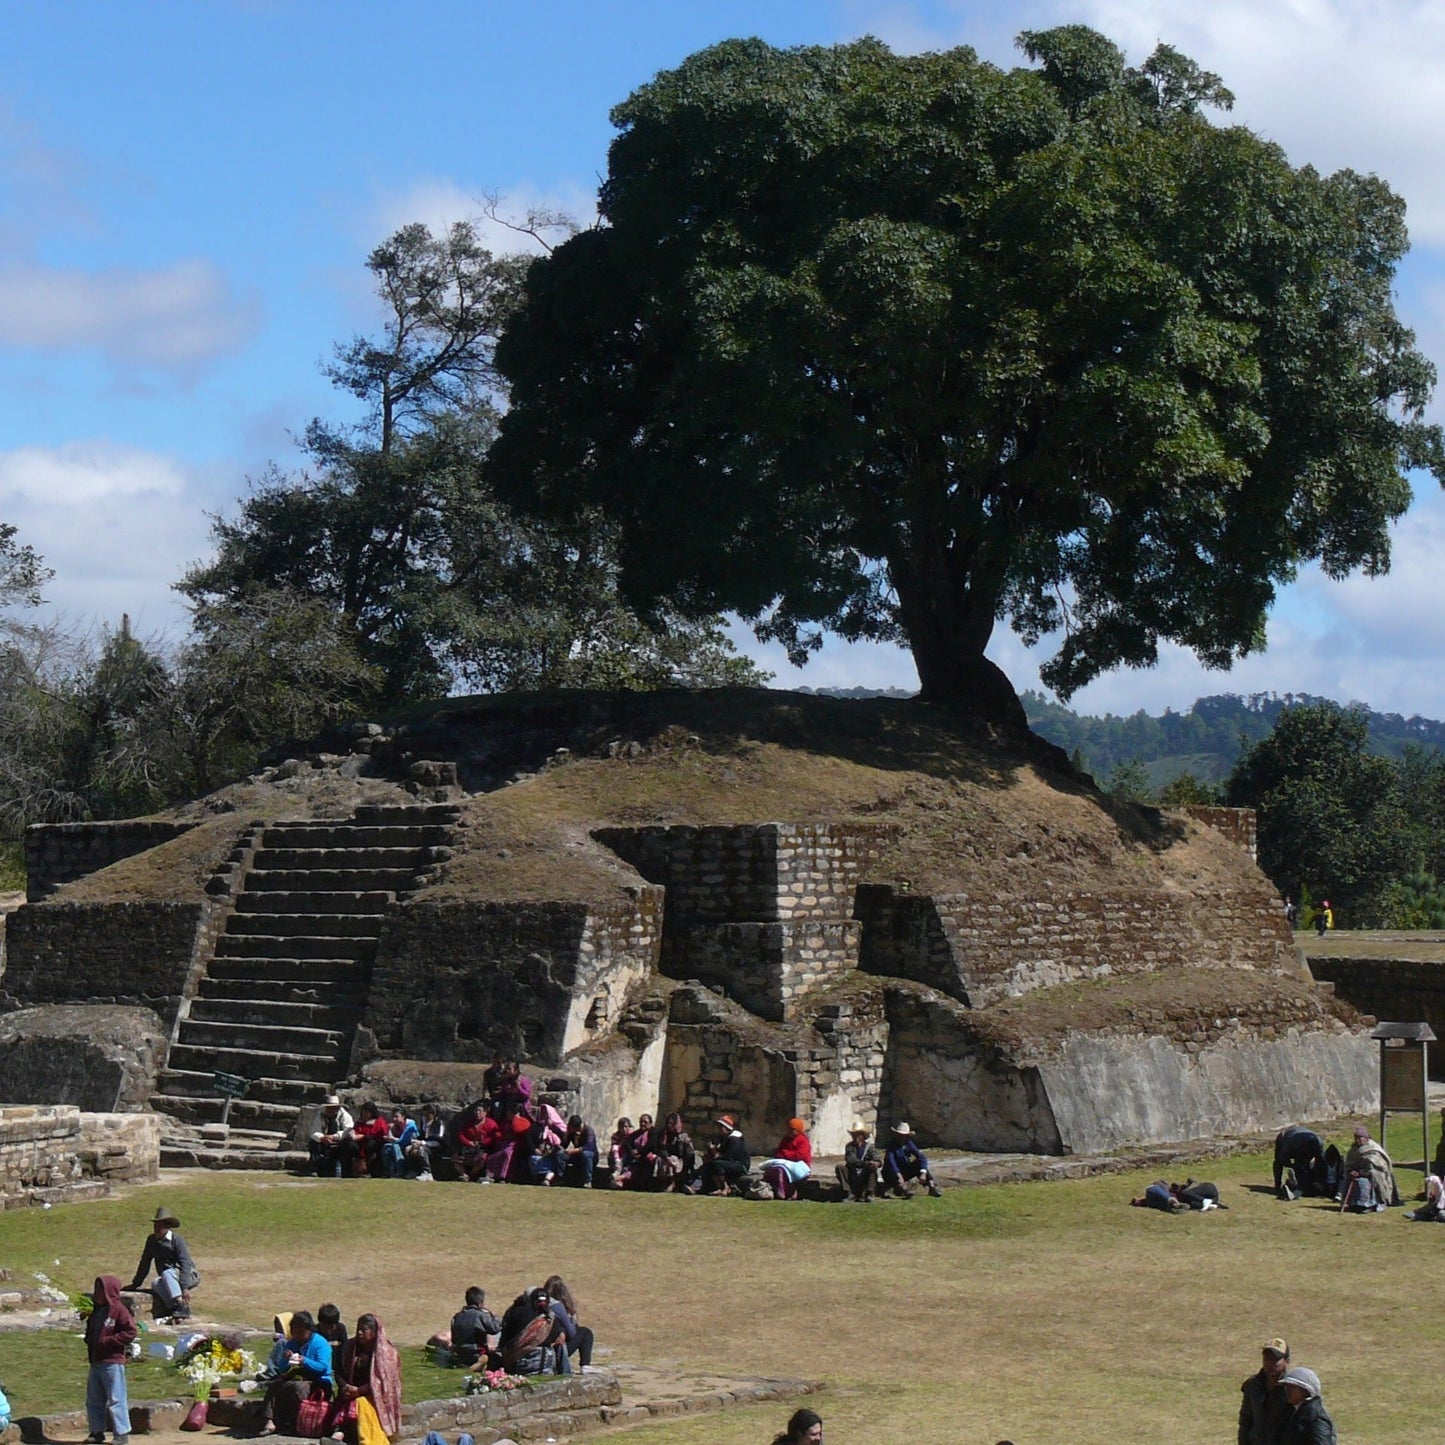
[268,1331,334,1387]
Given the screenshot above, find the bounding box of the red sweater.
[776,1132,813,1166]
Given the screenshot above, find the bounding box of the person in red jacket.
[761,1118,813,1200]
[84,1275,136,1444]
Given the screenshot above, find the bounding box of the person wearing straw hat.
[126,1207,199,1323]
[1276,1366,1336,1445]
[882,1122,943,1198]
[835,1118,881,1202]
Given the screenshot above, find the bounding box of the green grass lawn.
[0,1144,1438,1444]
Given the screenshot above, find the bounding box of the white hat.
[324,1094,341,1106]
[848,1118,869,1134]
[892,1122,912,1136]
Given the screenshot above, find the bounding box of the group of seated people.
[1272,1123,1403,1210]
[253,1278,594,1439]
[257,1305,401,1442]
[307,1060,945,1201]
[428,1277,595,1377]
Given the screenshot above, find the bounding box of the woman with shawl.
[84,1275,136,1445]
[327,1314,401,1443]
[498,1289,565,1376]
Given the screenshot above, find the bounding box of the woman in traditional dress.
[327,1314,401,1444]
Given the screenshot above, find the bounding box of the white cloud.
[368,177,598,257]
[0,259,256,369]
[0,442,212,635]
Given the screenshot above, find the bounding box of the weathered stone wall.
[596,823,889,923]
[1308,956,1444,1075]
[365,890,662,1066]
[0,1105,159,1205]
[1038,1027,1376,1153]
[2,902,209,1032]
[0,1006,165,1111]
[659,984,887,1154]
[880,990,1063,1152]
[670,920,861,1022]
[857,885,1296,1008]
[1181,805,1258,861]
[24,821,196,902]
[595,823,884,1020]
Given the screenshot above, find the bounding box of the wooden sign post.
[1370,1022,1435,1166]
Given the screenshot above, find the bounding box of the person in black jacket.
[1272,1127,1325,1198]
[1276,1366,1337,1445]
[698,1115,750,1196]
[126,1207,199,1322]
[449,1287,502,1367]
[1238,1338,1292,1445]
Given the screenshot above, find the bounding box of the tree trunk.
[907,617,1029,734]
[889,533,1029,734]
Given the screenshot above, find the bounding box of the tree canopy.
[488,27,1444,725]
[182,221,768,703]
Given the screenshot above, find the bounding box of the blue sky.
[4,0,1445,719]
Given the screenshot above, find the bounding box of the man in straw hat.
[1238,1338,1293,1445]
[127,1206,199,1322]
[882,1122,943,1198]
[835,1118,881,1202]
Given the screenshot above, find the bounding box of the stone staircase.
[152,803,459,1169]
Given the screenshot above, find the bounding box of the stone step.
[199,972,367,1003]
[254,847,428,871]
[150,1094,303,1132]
[160,1143,309,1171]
[262,824,453,849]
[353,803,462,824]
[235,891,392,915]
[156,1069,331,1104]
[176,1018,347,1056]
[245,868,417,893]
[167,1042,343,1082]
[188,997,363,1030]
[220,917,380,945]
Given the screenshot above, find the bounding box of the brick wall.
[25,821,196,901]
[595,823,887,1019]
[857,884,1295,1007]
[2,901,210,1030]
[1182,805,1258,861]
[1307,955,1445,1075]
[0,1105,159,1202]
[366,890,663,1066]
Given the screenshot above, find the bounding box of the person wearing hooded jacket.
[1276,1366,1336,1445]
[84,1275,136,1445]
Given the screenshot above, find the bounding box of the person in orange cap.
[760,1118,813,1200]
[698,1114,750,1196]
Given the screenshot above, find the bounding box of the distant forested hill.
[1021,691,1445,785]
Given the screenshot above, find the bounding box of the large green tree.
[183,221,768,701]
[1225,702,1416,924]
[488,28,1445,727]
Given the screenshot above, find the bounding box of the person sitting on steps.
[126,1206,199,1322]
[882,1122,943,1198]
[760,1118,813,1200]
[836,1119,881,1202]
[258,1309,333,1436]
[698,1114,750,1196]
[309,1097,354,1178]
